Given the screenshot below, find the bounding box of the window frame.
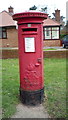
[43,26,60,40]
[0,27,7,39]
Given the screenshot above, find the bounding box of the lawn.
[43,48,57,51]
[1,58,67,118]
[44,58,67,118]
[0,59,2,119]
[2,59,20,118]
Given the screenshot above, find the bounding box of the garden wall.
[0,49,68,59]
[1,49,19,59]
[43,50,67,58]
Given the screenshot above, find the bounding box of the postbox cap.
[13,11,48,21]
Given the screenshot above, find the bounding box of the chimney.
[8,6,14,15]
[55,9,60,23]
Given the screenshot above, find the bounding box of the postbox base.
[20,88,44,106]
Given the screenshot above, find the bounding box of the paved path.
[11,103,50,118]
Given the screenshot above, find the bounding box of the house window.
[0,27,7,39]
[44,27,59,40]
[44,28,51,39]
[52,27,59,39]
[46,28,50,36]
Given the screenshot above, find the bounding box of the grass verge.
[44,58,66,118]
[2,59,20,118]
[43,48,57,51]
[2,58,67,118]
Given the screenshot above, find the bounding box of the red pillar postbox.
[13,12,48,105]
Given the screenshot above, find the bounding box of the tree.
[41,7,47,13]
[60,16,65,21]
[29,5,37,10]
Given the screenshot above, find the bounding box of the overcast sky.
[0,0,67,19]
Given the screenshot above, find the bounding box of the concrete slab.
[11,103,50,118]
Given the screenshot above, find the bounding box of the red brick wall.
[43,50,67,58]
[1,49,19,59]
[1,49,68,59]
[43,40,61,47]
[0,27,18,48]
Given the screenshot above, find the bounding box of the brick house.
[43,17,61,47]
[0,6,18,48]
[0,7,61,48]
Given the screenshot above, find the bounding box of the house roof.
[43,17,60,26]
[0,10,16,27]
[0,10,60,27]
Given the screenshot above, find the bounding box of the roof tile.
[0,11,16,27]
[43,17,60,26]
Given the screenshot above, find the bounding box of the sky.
[0,0,67,20]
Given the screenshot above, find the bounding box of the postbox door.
[19,26,44,91]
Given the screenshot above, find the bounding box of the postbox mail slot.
[22,28,37,32]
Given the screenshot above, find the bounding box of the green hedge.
[60,34,66,39]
